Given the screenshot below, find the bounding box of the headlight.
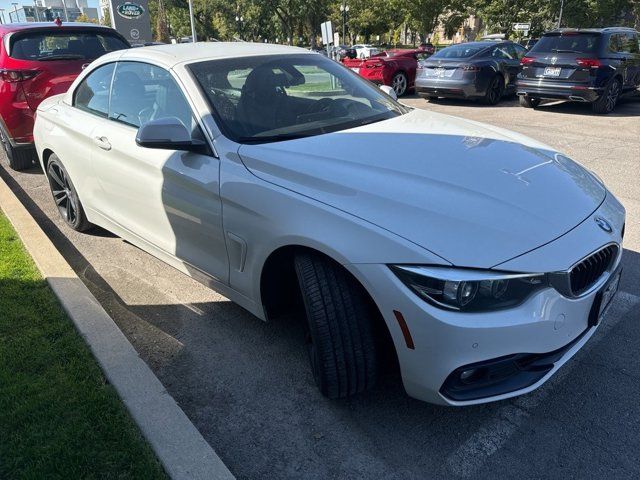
[390,265,548,312]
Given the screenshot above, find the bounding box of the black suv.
[517,27,640,113]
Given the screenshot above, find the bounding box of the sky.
[0,0,100,23]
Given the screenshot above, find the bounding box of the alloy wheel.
[392,73,407,96]
[488,77,502,104]
[48,162,79,225]
[606,81,620,112]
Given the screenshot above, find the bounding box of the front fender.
[219,152,450,310]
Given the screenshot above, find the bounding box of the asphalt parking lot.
[2,95,639,479]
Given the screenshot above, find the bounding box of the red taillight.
[520,57,536,66]
[576,58,601,68]
[0,69,40,83]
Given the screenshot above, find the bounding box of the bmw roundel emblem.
[594,216,613,233]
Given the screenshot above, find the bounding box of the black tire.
[391,71,408,97]
[591,78,621,114]
[483,74,505,105]
[519,95,541,108]
[0,127,35,171]
[45,154,92,232]
[294,252,378,398]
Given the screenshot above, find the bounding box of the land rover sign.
[117,2,145,19]
[109,0,152,44]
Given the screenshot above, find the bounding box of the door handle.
[93,136,111,151]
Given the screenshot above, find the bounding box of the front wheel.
[294,252,378,399]
[592,79,621,114]
[391,72,408,97]
[45,154,92,232]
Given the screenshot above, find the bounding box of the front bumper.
[517,79,602,102]
[347,197,625,406]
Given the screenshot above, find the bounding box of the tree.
[75,13,98,24]
[156,0,171,42]
[406,0,450,42]
[101,8,111,27]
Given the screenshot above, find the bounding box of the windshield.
[188,54,407,144]
[431,44,487,59]
[531,33,600,54]
[9,29,129,61]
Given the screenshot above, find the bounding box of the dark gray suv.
[517,27,640,113]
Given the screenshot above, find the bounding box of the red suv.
[0,22,129,170]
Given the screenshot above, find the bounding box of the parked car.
[480,33,507,42]
[0,21,129,171]
[342,49,428,96]
[418,42,436,55]
[353,44,379,58]
[34,43,625,406]
[517,27,640,114]
[415,41,527,104]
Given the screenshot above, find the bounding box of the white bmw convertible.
[34,43,625,405]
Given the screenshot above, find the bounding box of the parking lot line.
[446,290,639,478]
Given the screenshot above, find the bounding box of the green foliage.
[101,8,111,27]
[150,0,638,45]
[471,0,637,38]
[75,13,98,24]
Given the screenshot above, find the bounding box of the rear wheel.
[592,79,621,114]
[483,74,504,105]
[45,154,92,232]
[294,252,378,399]
[0,128,35,171]
[391,72,408,97]
[519,95,540,108]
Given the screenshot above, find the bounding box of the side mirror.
[136,117,207,153]
[379,84,398,101]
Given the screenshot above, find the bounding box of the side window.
[74,63,115,117]
[491,46,512,59]
[608,34,623,53]
[623,33,639,54]
[109,62,197,132]
[511,44,527,59]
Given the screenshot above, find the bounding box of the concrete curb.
[0,174,235,480]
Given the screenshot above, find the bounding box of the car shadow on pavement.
[532,94,640,118]
[3,152,639,479]
[406,91,640,117]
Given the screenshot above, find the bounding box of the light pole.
[188,0,197,42]
[339,2,349,45]
[33,0,40,22]
[235,15,244,40]
[0,9,5,24]
[557,0,564,28]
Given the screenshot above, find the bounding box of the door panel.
[90,61,228,283]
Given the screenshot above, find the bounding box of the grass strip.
[0,211,166,480]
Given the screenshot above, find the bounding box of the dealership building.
[6,0,98,23]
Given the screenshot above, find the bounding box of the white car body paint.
[33,43,626,405]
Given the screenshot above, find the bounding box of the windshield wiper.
[39,54,85,61]
[237,132,313,144]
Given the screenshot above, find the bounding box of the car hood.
[237,109,605,268]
